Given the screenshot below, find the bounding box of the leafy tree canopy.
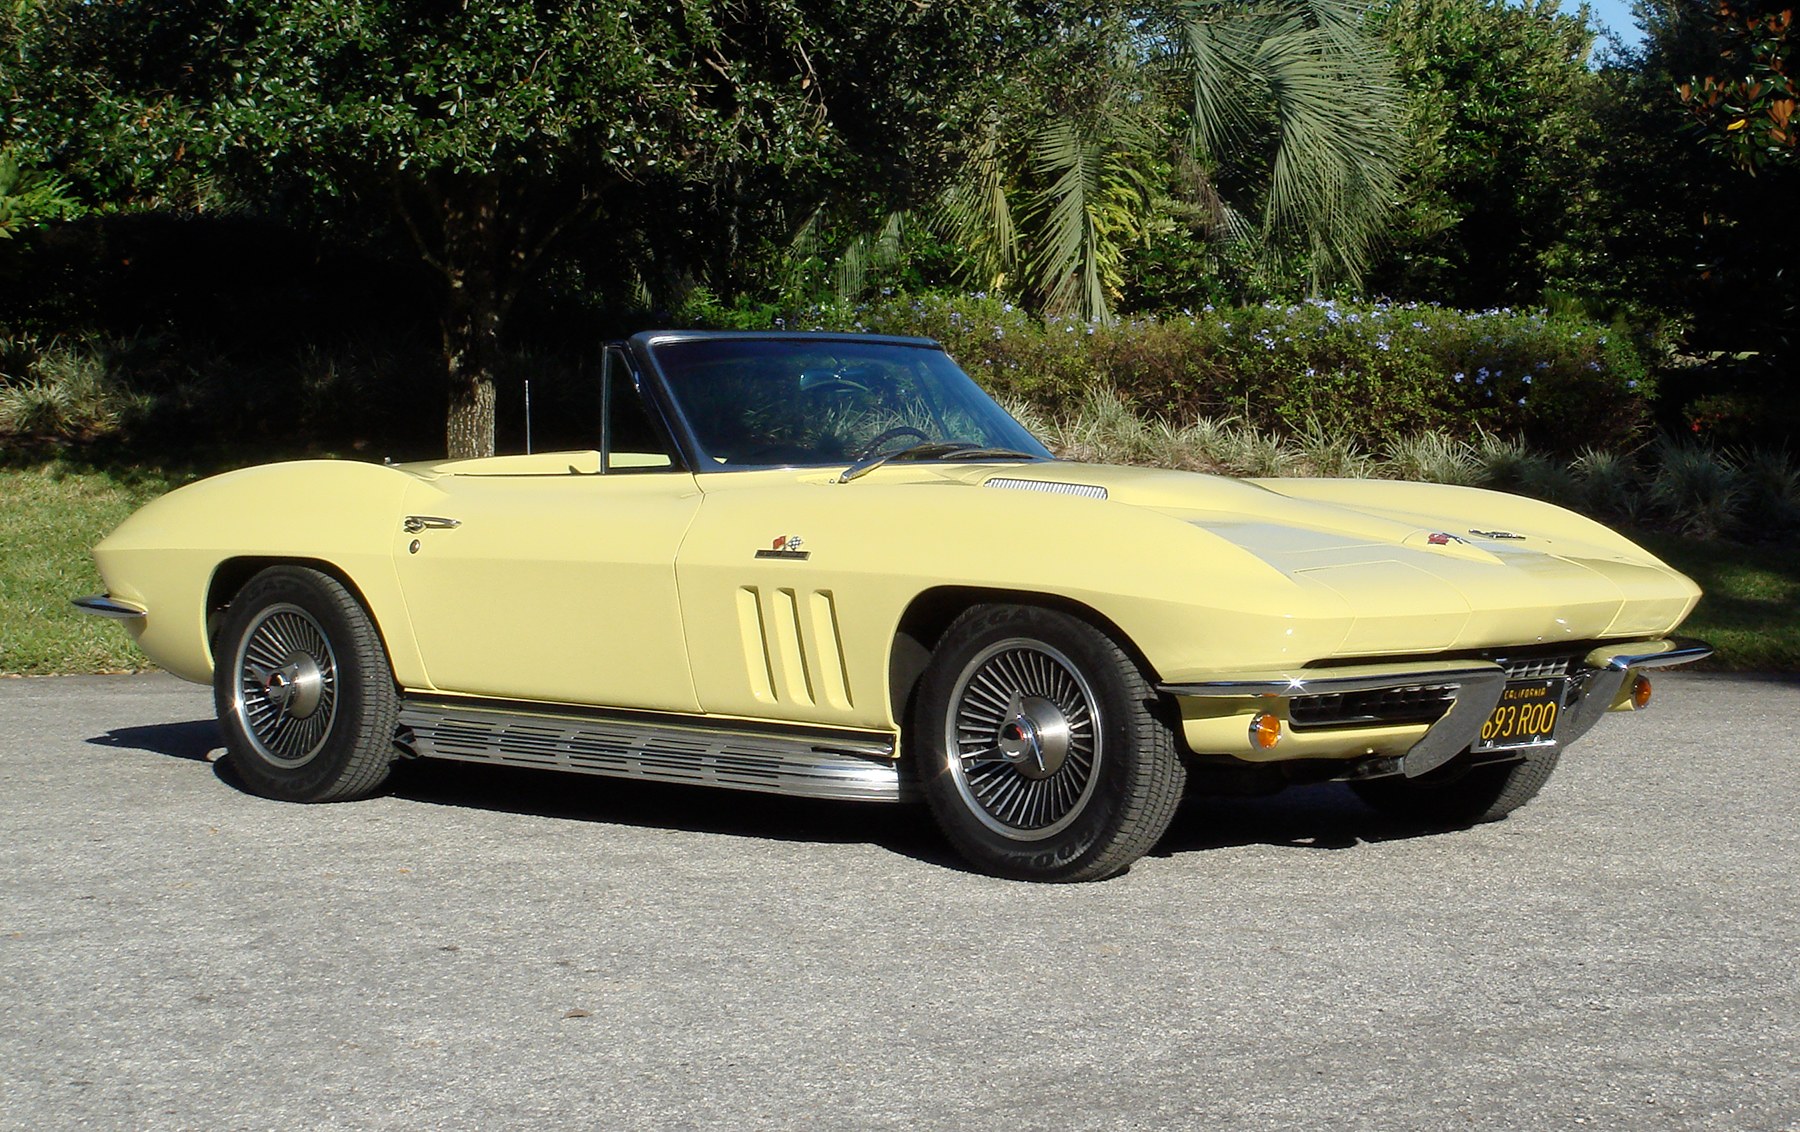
[4,0,1012,455]
[1676,0,1795,173]
[1370,0,1602,309]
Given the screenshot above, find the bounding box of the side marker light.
[1250,712,1282,750]
[1631,674,1653,709]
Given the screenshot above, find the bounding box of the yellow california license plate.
[1474,679,1566,751]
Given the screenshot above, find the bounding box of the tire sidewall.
[213,567,393,802]
[913,605,1154,880]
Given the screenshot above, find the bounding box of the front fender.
[91,461,427,686]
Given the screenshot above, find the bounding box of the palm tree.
[919,0,1406,322]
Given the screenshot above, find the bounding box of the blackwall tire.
[911,604,1186,882]
[213,565,399,803]
[1349,749,1561,826]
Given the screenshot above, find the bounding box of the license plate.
[1474,678,1566,751]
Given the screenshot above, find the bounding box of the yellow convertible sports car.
[78,331,1710,881]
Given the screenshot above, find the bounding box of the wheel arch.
[887,586,1160,734]
[206,557,394,673]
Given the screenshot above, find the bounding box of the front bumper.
[71,594,148,620]
[1161,637,1712,777]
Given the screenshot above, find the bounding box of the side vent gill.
[735,586,854,710]
[983,477,1108,500]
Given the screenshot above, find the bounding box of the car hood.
[923,461,1701,653]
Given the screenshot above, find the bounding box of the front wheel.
[213,565,399,802]
[1349,749,1561,826]
[911,605,1186,882]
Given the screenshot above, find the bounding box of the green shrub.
[782,294,1650,456]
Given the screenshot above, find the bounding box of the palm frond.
[1173,0,1404,291]
[936,113,1019,293]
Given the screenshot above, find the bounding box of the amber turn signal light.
[1249,711,1282,750]
[1631,673,1653,709]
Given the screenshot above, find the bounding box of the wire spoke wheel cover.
[946,638,1102,840]
[231,603,339,768]
[213,565,399,804]
[913,604,1186,882]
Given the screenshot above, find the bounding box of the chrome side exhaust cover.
[397,697,910,802]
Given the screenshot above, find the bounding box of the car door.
[392,356,704,712]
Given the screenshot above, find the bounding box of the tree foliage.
[4,0,1010,456]
[1677,0,1796,173]
[0,148,81,239]
[927,0,1406,324]
[1370,0,1602,309]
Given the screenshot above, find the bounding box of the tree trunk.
[398,170,600,458]
[443,295,500,459]
[437,173,506,459]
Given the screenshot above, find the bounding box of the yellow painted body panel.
[393,469,703,711]
[88,452,1702,762]
[91,461,428,687]
[675,466,1354,729]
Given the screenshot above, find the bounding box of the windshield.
[647,337,1051,469]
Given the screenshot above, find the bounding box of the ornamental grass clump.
[1651,440,1743,539]
[1293,417,1375,478]
[0,345,135,442]
[1379,430,1481,485]
[1733,446,1800,534]
[1571,447,1648,525]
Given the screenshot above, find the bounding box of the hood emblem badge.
[1426,531,1465,546]
[756,534,810,561]
[1468,529,1526,540]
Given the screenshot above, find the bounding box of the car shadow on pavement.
[86,718,221,762]
[87,719,1452,872]
[1157,783,1458,856]
[385,757,969,870]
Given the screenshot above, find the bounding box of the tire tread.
[916,604,1186,882]
[214,565,398,803]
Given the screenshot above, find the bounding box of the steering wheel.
[851,426,932,462]
[800,376,870,396]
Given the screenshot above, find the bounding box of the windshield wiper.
[934,446,1043,462]
[837,441,1040,484]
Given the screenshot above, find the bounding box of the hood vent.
[984,477,1108,501]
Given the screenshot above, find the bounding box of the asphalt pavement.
[2,671,1797,1130]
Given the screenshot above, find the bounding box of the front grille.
[1289,684,1458,730]
[1499,655,1577,680]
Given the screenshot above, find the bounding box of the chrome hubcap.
[946,639,1101,841]
[233,604,338,767]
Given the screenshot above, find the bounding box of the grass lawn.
[1634,532,1800,673]
[2,463,1795,675]
[0,463,183,675]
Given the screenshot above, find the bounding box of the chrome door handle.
[404,515,462,533]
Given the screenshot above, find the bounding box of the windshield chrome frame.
[627,330,1050,474]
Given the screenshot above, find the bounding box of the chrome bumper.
[1161,637,1712,777]
[71,594,147,620]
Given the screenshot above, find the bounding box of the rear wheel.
[1349,749,1560,826]
[911,605,1186,882]
[213,565,399,802]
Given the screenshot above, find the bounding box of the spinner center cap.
[995,695,1072,779]
[262,652,325,719]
